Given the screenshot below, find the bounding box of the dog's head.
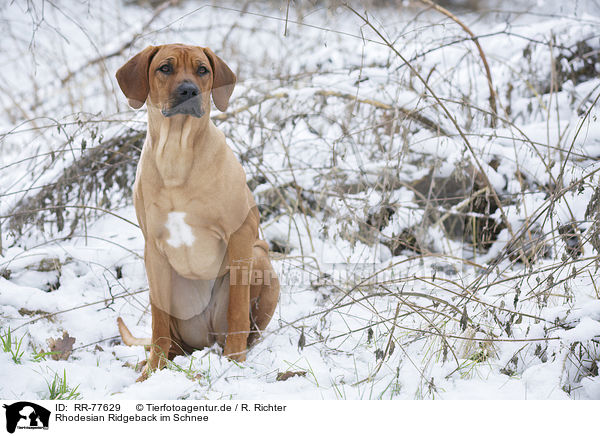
[116,44,236,117]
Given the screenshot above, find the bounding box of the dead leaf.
[47,331,75,361]
[276,371,307,381]
[297,327,305,351]
[388,340,395,358]
[460,306,469,331]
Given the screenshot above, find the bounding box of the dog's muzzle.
[162,82,205,118]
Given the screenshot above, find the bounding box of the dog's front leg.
[138,242,173,382]
[223,217,256,362]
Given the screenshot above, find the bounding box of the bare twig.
[418,0,498,126]
[60,0,179,84]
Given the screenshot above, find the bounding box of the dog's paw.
[136,364,151,382]
[134,359,147,372]
[223,343,247,362]
[228,352,247,363]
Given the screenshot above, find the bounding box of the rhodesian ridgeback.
[115,44,280,381]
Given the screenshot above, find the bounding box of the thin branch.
[418,0,498,127]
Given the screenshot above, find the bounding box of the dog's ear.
[203,47,236,112]
[116,46,159,109]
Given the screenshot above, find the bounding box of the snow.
[166,212,195,248]
[0,0,600,401]
[558,317,600,342]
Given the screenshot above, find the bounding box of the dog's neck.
[146,106,211,188]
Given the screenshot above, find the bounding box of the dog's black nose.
[163,81,204,118]
[176,82,199,101]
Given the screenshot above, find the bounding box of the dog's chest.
[135,129,254,280]
[145,191,229,280]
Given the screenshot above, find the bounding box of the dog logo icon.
[2,402,50,433]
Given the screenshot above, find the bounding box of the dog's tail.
[117,317,152,347]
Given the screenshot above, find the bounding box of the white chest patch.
[165,212,195,248]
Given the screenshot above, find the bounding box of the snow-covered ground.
[1,0,600,400]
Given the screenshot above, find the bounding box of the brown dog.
[115,44,279,381]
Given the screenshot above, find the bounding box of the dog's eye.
[158,64,172,74]
[197,66,208,75]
